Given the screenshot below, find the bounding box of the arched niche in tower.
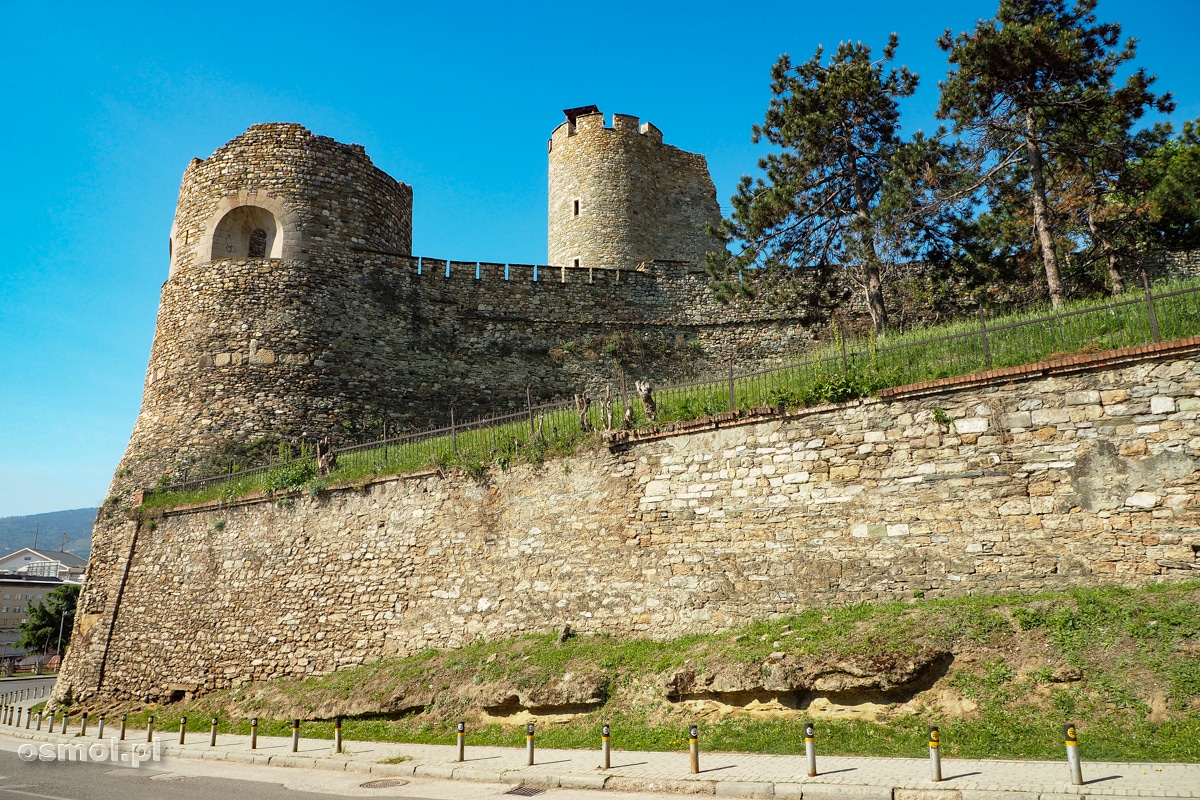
[210,205,282,260]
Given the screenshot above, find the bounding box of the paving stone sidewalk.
[3,724,1196,800]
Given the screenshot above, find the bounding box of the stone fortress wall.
[56,353,1200,704]
[53,113,1200,708]
[119,119,813,496]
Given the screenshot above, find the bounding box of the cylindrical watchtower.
[125,123,414,489]
[547,106,723,270]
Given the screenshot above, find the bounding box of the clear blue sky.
[1,0,1196,517]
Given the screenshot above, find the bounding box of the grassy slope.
[79,584,1200,762]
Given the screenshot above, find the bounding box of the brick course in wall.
[56,352,1200,706]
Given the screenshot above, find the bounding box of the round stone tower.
[122,123,413,489]
[547,106,723,269]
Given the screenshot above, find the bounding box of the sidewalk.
[2,722,1196,799]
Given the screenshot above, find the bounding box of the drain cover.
[361,779,411,789]
[505,787,545,797]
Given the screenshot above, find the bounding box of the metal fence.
[156,278,1200,497]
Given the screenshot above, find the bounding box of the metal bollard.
[1064,723,1083,786]
[97,715,105,739]
[334,716,342,755]
[147,715,155,743]
[36,712,43,731]
[60,713,68,734]
[291,719,300,753]
[250,717,258,750]
[689,724,700,774]
[601,724,611,770]
[15,707,22,728]
[526,722,535,766]
[80,712,88,737]
[456,721,465,762]
[119,713,127,741]
[179,716,187,745]
[928,726,942,782]
[210,717,219,747]
[805,722,817,777]
[25,709,32,729]
[46,711,54,732]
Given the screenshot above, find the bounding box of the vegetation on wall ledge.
[139,274,1200,512]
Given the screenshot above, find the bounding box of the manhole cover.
[505,787,545,797]
[361,779,411,789]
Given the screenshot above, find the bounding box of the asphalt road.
[0,749,456,799]
[0,676,55,712]
[0,746,676,800]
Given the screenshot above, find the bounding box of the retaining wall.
[56,350,1200,705]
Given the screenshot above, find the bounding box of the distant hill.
[0,508,94,558]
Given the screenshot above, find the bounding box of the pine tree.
[937,0,1171,308]
[710,35,919,335]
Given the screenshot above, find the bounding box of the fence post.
[728,359,736,414]
[450,407,457,455]
[978,308,992,369]
[527,386,535,438]
[839,334,849,376]
[1142,271,1161,343]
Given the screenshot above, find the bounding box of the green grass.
[143,277,1200,510]
[80,584,1200,762]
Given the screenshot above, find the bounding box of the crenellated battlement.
[550,110,666,148]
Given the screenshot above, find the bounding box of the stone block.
[1151,395,1176,414]
[1125,492,1159,509]
[830,465,860,480]
[955,417,988,434]
[1001,411,1032,429]
[1029,495,1059,515]
[998,499,1030,515]
[1031,408,1070,426]
[1177,397,1200,411]
[1064,390,1100,405]
[1101,389,1130,404]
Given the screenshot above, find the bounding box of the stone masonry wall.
[124,252,819,494]
[548,111,723,269]
[57,354,1200,705]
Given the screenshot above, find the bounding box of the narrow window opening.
[573,258,580,268]
[573,199,580,217]
[248,228,268,258]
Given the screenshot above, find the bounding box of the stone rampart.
[123,249,818,493]
[56,353,1200,706]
